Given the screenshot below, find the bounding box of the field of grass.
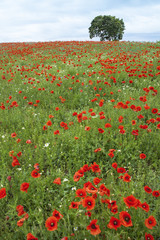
[0,40,160,240]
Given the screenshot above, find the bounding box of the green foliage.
[89,15,125,41]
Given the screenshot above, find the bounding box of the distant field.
[0,41,160,240]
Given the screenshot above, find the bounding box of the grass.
[0,40,160,240]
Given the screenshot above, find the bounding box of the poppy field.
[0,40,160,240]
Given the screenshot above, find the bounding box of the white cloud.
[0,0,160,42]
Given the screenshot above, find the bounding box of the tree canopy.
[89,15,125,41]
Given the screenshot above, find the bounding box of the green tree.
[89,15,125,41]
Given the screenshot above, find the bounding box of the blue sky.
[0,0,160,42]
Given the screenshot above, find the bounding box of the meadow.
[0,40,160,240]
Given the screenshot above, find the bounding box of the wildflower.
[17,217,25,227]
[140,202,150,212]
[123,173,131,182]
[82,196,95,210]
[98,128,104,133]
[86,219,101,235]
[93,177,102,185]
[119,211,132,227]
[112,162,118,169]
[140,153,146,159]
[53,177,61,185]
[107,216,121,231]
[105,123,112,128]
[123,195,140,209]
[52,210,63,221]
[45,216,58,231]
[145,216,157,229]
[151,108,158,114]
[27,233,38,240]
[152,190,160,197]
[75,189,86,198]
[145,233,154,240]
[69,201,80,209]
[11,132,17,138]
[31,170,40,178]
[117,167,126,173]
[91,162,101,173]
[144,186,152,194]
[20,182,30,193]
[0,188,6,199]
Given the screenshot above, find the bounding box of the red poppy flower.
[0,188,6,199]
[86,219,101,235]
[27,233,38,240]
[107,216,121,231]
[17,152,22,157]
[94,148,101,152]
[82,196,95,210]
[85,126,91,131]
[105,123,112,128]
[86,184,98,194]
[20,182,30,193]
[69,201,80,209]
[151,108,158,114]
[45,216,58,231]
[31,170,40,178]
[132,129,139,136]
[73,172,81,182]
[144,186,152,194]
[43,125,47,130]
[145,233,154,240]
[17,217,25,227]
[82,164,91,172]
[12,158,20,167]
[112,162,118,169]
[132,120,136,125]
[53,177,61,185]
[117,167,126,173]
[11,132,17,138]
[140,202,150,212]
[99,184,110,196]
[85,211,92,217]
[54,130,60,135]
[108,152,114,158]
[123,173,131,182]
[123,195,139,208]
[75,189,86,198]
[83,181,92,189]
[93,177,102,185]
[91,162,101,173]
[111,206,118,214]
[140,153,146,159]
[46,120,52,126]
[145,216,157,229]
[119,211,132,227]
[98,128,104,133]
[34,163,39,171]
[77,168,84,177]
[52,210,63,221]
[152,190,160,197]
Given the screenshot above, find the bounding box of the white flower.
[63,178,69,182]
[2,135,5,138]
[72,187,76,191]
[44,143,50,147]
